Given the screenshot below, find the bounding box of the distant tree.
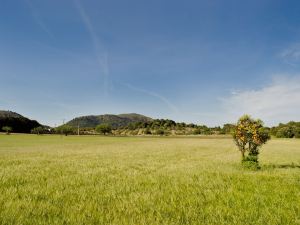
[176,122,187,131]
[127,123,137,130]
[294,127,300,138]
[164,120,176,129]
[221,124,236,134]
[276,126,294,138]
[56,125,74,136]
[210,126,221,134]
[187,123,197,128]
[144,128,151,135]
[96,124,112,135]
[233,115,270,165]
[202,126,212,135]
[193,128,201,135]
[270,121,300,138]
[31,126,45,135]
[156,129,165,136]
[2,126,12,135]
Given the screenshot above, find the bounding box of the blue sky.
[1,0,300,126]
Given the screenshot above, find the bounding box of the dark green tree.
[144,128,151,135]
[95,124,112,135]
[276,126,294,138]
[156,129,165,136]
[2,126,12,135]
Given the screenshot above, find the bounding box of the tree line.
[2,117,300,139]
[270,121,300,138]
[27,119,236,136]
[115,119,236,136]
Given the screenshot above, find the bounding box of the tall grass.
[0,135,299,224]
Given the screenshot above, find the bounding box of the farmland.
[0,134,299,224]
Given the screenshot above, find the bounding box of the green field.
[0,134,299,225]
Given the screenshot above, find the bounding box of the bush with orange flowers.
[233,115,270,167]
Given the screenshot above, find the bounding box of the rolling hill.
[0,110,41,133]
[66,113,153,129]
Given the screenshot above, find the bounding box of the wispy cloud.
[121,82,179,114]
[33,41,95,66]
[279,44,300,67]
[73,0,110,95]
[24,0,54,37]
[220,76,300,126]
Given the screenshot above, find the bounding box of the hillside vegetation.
[0,110,40,133]
[2,109,300,138]
[112,120,235,136]
[66,113,152,128]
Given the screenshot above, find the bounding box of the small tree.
[2,126,12,135]
[233,115,270,164]
[221,124,236,135]
[95,124,112,135]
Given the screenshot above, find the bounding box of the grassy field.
[0,134,299,225]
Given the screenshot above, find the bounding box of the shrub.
[2,126,12,135]
[276,126,294,138]
[144,128,151,135]
[156,129,165,136]
[233,115,270,165]
[95,124,112,135]
[294,127,300,138]
[193,128,201,135]
[242,156,261,170]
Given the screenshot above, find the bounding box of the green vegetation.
[66,113,152,129]
[95,123,112,135]
[0,110,40,133]
[65,114,237,136]
[55,125,74,136]
[271,121,300,138]
[112,119,234,136]
[2,126,12,135]
[2,109,300,140]
[233,115,271,168]
[0,135,299,224]
[31,126,50,135]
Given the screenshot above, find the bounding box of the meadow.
[0,134,299,225]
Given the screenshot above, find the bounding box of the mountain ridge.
[66,113,153,128]
[0,110,41,133]
[0,110,24,118]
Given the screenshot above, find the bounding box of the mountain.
[0,110,41,133]
[66,113,153,129]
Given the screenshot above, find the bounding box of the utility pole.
[60,119,65,137]
[77,123,80,136]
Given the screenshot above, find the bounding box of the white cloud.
[220,76,300,126]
